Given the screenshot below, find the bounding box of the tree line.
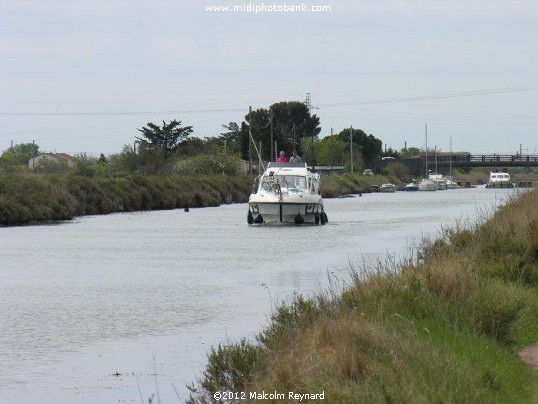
[1,100,417,176]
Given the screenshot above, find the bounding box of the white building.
[28,153,76,170]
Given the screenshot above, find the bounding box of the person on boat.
[276,150,287,163]
[288,150,302,163]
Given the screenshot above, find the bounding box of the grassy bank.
[190,189,538,403]
[0,174,253,226]
[0,173,382,226]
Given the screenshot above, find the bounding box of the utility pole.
[270,113,274,162]
[350,125,353,174]
[248,106,252,175]
[425,123,428,174]
[305,93,315,166]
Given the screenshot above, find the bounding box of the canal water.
[0,187,516,403]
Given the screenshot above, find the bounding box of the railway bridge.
[371,154,538,176]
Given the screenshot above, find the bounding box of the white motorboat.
[418,178,437,191]
[404,182,419,191]
[379,183,397,193]
[248,162,327,225]
[429,173,448,190]
[485,172,513,188]
[445,176,458,189]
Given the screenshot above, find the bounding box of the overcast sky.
[0,0,536,155]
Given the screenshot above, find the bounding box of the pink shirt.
[276,156,287,163]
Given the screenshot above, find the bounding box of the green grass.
[0,173,253,226]
[0,172,384,226]
[190,189,538,403]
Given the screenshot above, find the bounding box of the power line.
[1,84,536,118]
[317,85,538,108]
[0,107,245,117]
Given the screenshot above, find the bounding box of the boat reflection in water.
[248,162,328,225]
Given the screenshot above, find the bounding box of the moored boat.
[445,176,458,189]
[485,172,514,188]
[379,183,397,193]
[418,178,437,191]
[429,173,448,190]
[247,162,327,225]
[404,182,419,191]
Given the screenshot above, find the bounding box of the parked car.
[381,156,396,161]
[363,169,374,176]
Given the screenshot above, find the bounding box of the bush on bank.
[189,189,538,403]
[0,173,253,226]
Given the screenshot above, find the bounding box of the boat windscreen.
[277,175,307,189]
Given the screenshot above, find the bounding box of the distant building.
[29,153,76,170]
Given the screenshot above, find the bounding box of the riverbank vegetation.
[189,189,538,403]
[321,173,402,197]
[0,171,392,226]
[0,174,253,226]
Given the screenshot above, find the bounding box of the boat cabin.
[259,162,320,195]
[489,172,511,182]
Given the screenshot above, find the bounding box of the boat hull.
[248,198,323,224]
[404,184,419,191]
[379,184,397,193]
[486,181,514,189]
[418,179,437,191]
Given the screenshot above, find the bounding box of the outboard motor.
[294,213,304,225]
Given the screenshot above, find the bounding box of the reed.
[0,173,253,226]
[0,172,386,226]
[190,189,538,403]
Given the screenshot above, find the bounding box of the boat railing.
[267,162,308,168]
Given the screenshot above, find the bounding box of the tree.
[0,142,40,166]
[244,107,272,161]
[400,147,421,158]
[242,101,321,162]
[336,128,382,163]
[270,101,321,156]
[382,147,400,158]
[219,122,242,155]
[136,119,193,157]
[180,137,205,156]
[316,135,347,167]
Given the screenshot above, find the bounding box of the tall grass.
[0,173,384,226]
[190,189,538,403]
[0,173,253,226]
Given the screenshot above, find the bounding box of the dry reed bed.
[0,174,253,226]
[190,189,538,403]
[0,173,384,226]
